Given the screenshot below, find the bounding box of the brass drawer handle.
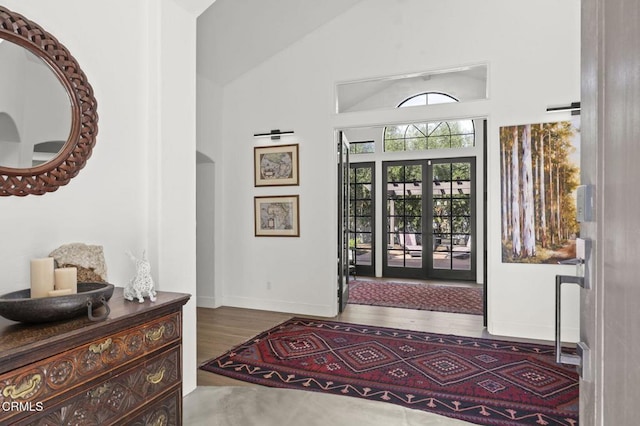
[146,367,166,384]
[2,373,42,399]
[146,325,165,342]
[90,383,111,399]
[89,338,113,354]
[151,413,168,426]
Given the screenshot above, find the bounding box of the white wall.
[148,0,200,395]
[195,72,224,309]
[0,0,149,299]
[204,0,581,341]
[196,156,216,307]
[0,0,200,394]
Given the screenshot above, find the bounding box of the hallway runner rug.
[348,280,484,315]
[200,318,579,426]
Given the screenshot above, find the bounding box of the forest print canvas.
[500,118,580,264]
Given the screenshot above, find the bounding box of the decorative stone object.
[124,251,157,303]
[49,243,108,283]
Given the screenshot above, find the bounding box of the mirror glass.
[0,38,71,168]
[0,5,98,196]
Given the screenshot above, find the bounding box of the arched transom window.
[384,92,475,152]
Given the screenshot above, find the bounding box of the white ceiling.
[197,0,362,85]
[176,0,218,16]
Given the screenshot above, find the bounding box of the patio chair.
[398,233,422,257]
[452,236,471,258]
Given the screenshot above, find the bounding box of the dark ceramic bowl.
[0,282,114,323]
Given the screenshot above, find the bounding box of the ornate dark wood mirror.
[0,6,98,196]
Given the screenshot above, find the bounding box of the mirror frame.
[0,6,98,196]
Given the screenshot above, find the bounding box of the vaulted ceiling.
[197,0,362,85]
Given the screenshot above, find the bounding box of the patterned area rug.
[200,318,579,426]
[348,280,483,315]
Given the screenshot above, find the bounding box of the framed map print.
[254,144,299,186]
[254,195,300,237]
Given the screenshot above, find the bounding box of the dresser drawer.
[0,312,181,419]
[16,345,181,426]
[127,387,182,426]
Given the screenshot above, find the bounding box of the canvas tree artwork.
[500,118,580,264]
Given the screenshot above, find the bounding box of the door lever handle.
[558,252,588,289]
[555,274,591,380]
[555,274,583,366]
[556,274,584,286]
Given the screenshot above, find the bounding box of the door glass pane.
[389,199,405,215]
[355,200,371,216]
[354,183,370,199]
[355,248,372,266]
[452,162,471,180]
[349,163,374,273]
[356,217,371,232]
[355,167,372,182]
[451,199,469,215]
[405,165,422,181]
[390,218,407,232]
[431,161,472,272]
[405,198,422,216]
[385,163,423,270]
[352,232,372,267]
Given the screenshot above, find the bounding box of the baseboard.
[196,295,218,309]
[488,319,579,343]
[222,295,336,317]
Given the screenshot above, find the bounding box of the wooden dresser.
[0,288,190,426]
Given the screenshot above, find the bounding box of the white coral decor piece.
[124,250,157,303]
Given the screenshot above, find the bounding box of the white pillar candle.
[30,257,55,298]
[48,288,73,297]
[54,267,77,294]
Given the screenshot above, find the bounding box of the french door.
[349,163,375,276]
[337,134,350,312]
[383,161,424,278]
[383,158,476,281]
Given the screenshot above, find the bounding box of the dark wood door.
[337,134,350,312]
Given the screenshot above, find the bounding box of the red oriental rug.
[200,318,579,426]
[348,280,483,315]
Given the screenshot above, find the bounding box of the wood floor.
[197,303,489,386]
